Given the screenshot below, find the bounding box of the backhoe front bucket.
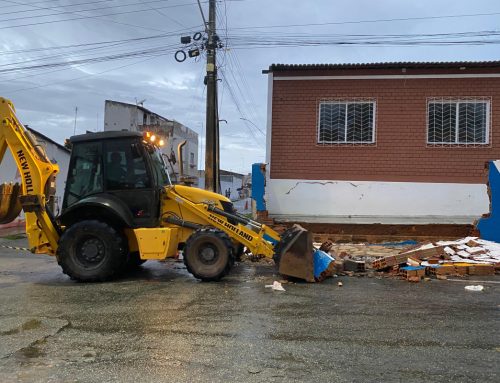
[274,224,315,282]
[0,183,22,224]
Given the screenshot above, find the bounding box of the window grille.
[427,98,490,146]
[318,100,376,145]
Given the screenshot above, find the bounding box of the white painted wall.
[104,102,137,131]
[266,178,489,224]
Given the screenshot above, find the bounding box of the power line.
[216,5,264,136]
[0,43,181,75]
[223,30,500,49]
[0,25,200,56]
[1,0,117,16]
[0,1,203,31]
[8,54,167,93]
[231,11,500,30]
[0,0,173,23]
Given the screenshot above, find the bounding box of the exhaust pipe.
[177,140,187,179]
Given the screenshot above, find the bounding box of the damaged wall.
[265,62,500,225]
[266,178,489,224]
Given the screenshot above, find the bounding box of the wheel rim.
[75,236,106,267]
[198,243,219,265]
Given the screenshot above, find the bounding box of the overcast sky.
[1,0,499,174]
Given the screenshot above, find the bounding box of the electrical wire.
[231,11,500,30]
[8,54,167,93]
[0,1,202,31]
[0,0,175,23]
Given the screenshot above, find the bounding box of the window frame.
[317,100,377,145]
[426,98,491,146]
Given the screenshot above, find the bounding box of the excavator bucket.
[0,183,22,224]
[274,224,315,282]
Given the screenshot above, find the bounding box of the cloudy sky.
[1,0,499,174]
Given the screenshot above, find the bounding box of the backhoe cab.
[0,97,316,282]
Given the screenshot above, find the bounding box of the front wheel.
[56,220,127,282]
[183,228,234,281]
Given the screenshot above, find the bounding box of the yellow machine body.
[0,97,314,282]
[133,228,179,260]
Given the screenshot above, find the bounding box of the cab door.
[103,138,159,227]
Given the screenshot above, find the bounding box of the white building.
[197,170,244,201]
[0,127,70,227]
[104,100,199,180]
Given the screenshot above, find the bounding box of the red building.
[263,61,500,227]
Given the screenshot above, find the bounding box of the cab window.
[104,139,152,190]
[64,142,103,207]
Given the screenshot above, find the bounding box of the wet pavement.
[0,235,499,382]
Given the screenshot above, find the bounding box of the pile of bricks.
[370,237,500,282]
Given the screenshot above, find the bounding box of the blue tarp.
[313,250,335,279]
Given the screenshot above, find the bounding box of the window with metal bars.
[318,101,375,144]
[427,99,490,145]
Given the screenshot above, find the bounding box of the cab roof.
[69,130,142,143]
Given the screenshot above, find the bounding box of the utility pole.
[204,0,219,192]
[73,107,78,135]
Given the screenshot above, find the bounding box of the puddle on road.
[19,343,46,359]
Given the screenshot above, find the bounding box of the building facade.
[264,61,500,224]
[104,100,199,180]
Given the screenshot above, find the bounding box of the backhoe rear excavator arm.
[0,97,60,255]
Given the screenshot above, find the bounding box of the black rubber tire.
[183,228,234,281]
[56,220,127,282]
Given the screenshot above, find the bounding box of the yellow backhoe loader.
[0,97,316,282]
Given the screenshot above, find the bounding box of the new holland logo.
[207,213,253,242]
[16,150,33,193]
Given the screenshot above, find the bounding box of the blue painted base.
[477,161,500,242]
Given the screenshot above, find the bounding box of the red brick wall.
[270,71,500,184]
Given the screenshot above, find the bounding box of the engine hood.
[167,184,231,206]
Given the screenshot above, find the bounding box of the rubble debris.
[265,281,286,291]
[400,266,426,281]
[464,285,484,292]
[319,240,334,253]
[317,236,500,284]
[343,259,366,273]
[368,237,500,280]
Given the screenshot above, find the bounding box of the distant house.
[263,61,500,225]
[197,169,244,200]
[104,100,199,180]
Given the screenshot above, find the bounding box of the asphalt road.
[0,236,499,383]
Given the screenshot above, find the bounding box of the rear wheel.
[184,228,233,281]
[56,220,127,282]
